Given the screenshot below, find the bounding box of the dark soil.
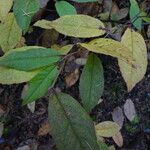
[0,0,150,150]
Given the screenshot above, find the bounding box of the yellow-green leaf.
[95,121,121,138]
[34,15,105,38]
[118,28,147,91]
[0,0,13,22]
[0,13,22,53]
[51,44,73,55]
[0,67,38,84]
[80,38,133,64]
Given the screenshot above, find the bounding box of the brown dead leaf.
[74,2,102,16]
[38,121,51,136]
[123,99,137,122]
[65,68,79,87]
[112,106,124,128]
[112,132,123,147]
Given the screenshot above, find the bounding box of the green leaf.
[0,0,13,22]
[13,0,40,33]
[72,0,98,2]
[34,15,105,38]
[0,46,60,71]
[80,38,133,65]
[130,0,142,30]
[79,53,104,112]
[98,141,109,150]
[55,1,77,16]
[0,13,22,53]
[48,92,99,150]
[22,65,59,105]
[0,67,39,84]
[140,11,150,23]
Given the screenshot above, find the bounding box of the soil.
[0,0,150,150]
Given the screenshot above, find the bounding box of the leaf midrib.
[55,93,84,150]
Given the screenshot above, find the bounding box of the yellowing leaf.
[0,13,22,52]
[118,28,147,91]
[80,38,133,64]
[0,0,13,22]
[51,44,73,55]
[95,121,121,138]
[34,15,105,38]
[0,46,43,84]
[0,67,38,84]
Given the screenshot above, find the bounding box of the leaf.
[118,28,147,91]
[79,53,104,112]
[72,0,98,2]
[13,0,40,32]
[0,13,22,53]
[130,0,142,30]
[0,67,39,84]
[140,11,150,23]
[111,8,128,21]
[0,46,60,71]
[38,121,51,136]
[112,107,124,128]
[22,65,59,105]
[55,1,77,16]
[123,99,137,122]
[98,141,109,150]
[75,58,87,66]
[51,44,73,55]
[34,15,105,38]
[95,121,121,137]
[65,68,79,87]
[0,0,13,22]
[109,145,116,150]
[27,101,35,113]
[80,38,133,65]
[48,92,99,150]
[112,132,123,147]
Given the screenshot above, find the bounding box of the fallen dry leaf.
[27,101,35,113]
[112,132,123,147]
[65,68,79,87]
[112,106,124,128]
[38,121,51,136]
[123,99,137,122]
